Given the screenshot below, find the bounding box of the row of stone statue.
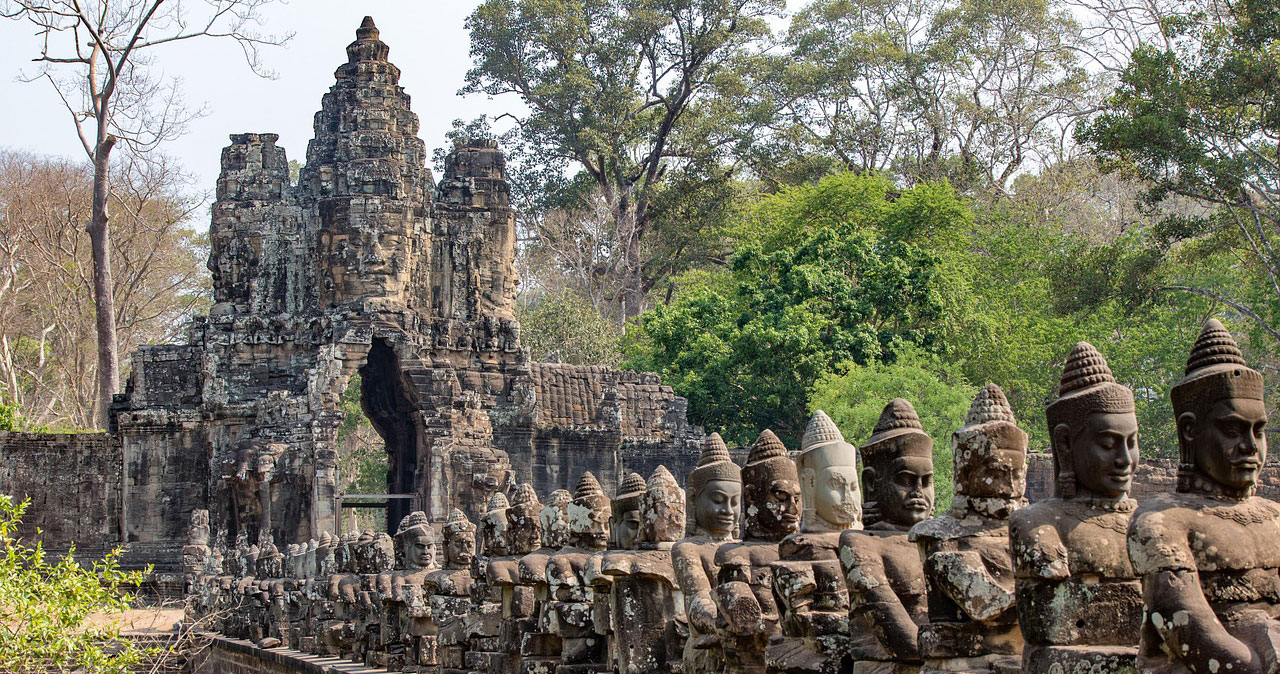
[184,319,1280,674]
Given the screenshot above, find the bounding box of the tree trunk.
[88,137,119,429]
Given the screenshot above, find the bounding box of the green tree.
[810,346,976,512]
[0,494,153,673]
[765,0,1090,191]
[1079,0,1280,344]
[462,0,784,318]
[625,172,970,444]
[517,289,624,365]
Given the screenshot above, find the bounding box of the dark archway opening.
[358,338,422,533]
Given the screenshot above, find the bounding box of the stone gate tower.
[107,18,702,564]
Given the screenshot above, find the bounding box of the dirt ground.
[85,605,184,635]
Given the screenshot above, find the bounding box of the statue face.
[1183,398,1268,490]
[812,464,860,528]
[643,493,685,544]
[694,478,741,537]
[615,507,642,550]
[445,530,475,567]
[958,427,1027,499]
[403,530,436,570]
[750,478,802,537]
[568,500,610,548]
[878,456,935,526]
[1065,411,1139,499]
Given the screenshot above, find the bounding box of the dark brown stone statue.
[1128,319,1280,674]
[839,398,935,672]
[769,410,861,674]
[430,509,476,673]
[909,384,1026,673]
[1010,342,1142,673]
[603,465,688,673]
[673,432,742,674]
[714,429,801,674]
[385,511,436,670]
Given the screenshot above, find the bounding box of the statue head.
[568,472,611,550]
[334,532,357,573]
[611,472,647,550]
[370,532,396,573]
[742,429,801,541]
[953,384,1028,513]
[442,508,477,569]
[316,532,337,577]
[1047,342,1138,501]
[1172,319,1267,495]
[394,511,438,571]
[641,465,686,547]
[481,492,511,557]
[797,411,861,532]
[861,399,935,528]
[507,483,543,555]
[540,489,572,549]
[687,433,742,539]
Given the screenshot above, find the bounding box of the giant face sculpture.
[394,511,437,571]
[611,472,647,550]
[953,383,1027,509]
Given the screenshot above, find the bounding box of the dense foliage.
[0,495,152,673]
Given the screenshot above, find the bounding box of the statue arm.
[1009,515,1069,580]
[926,550,1015,622]
[1145,569,1268,674]
[673,543,719,635]
[846,552,920,659]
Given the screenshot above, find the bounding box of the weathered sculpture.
[383,512,437,670]
[910,384,1026,673]
[517,488,572,673]
[480,491,512,558]
[673,432,742,674]
[839,399,935,670]
[602,466,687,674]
[431,509,477,673]
[547,472,613,668]
[1128,319,1280,674]
[715,429,801,674]
[769,410,861,674]
[488,483,542,672]
[1010,342,1142,673]
[611,471,647,550]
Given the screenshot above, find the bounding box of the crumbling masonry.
[0,17,702,571]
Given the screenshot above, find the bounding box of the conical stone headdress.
[1172,319,1265,489]
[487,492,510,513]
[394,510,434,539]
[862,398,933,462]
[1046,342,1134,497]
[617,472,647,501]
[688,432,741,497]
[443,508,475,535]
[952,383,1027,501]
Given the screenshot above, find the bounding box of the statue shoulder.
[1127,494,1196,575]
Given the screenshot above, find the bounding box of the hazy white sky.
[0,1,510,196]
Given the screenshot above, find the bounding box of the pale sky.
[0,1,508,203]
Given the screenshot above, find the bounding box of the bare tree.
[0,149,208,429]
[1,0,290,427]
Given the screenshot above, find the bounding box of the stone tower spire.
[301,16,434,312]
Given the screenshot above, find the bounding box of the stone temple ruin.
[0,16,702,572]
[11,16,1280,674]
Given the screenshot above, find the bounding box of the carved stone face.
[568,498,610,550]
[746,477,801,539]
[614,506,643,550]
[402,529,436,570]
[956,425,1027,499]
[540,491,572,549]
[1182,398,1268,490]
[642,494,684,545]
[876,455,935,526]
[445,529,475,568]
[482,510,510,557]
[1061,411,1139,499]
[807,464,860,529]
[694,478,741,537]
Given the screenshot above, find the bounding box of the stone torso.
[1130,493,1280,610]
